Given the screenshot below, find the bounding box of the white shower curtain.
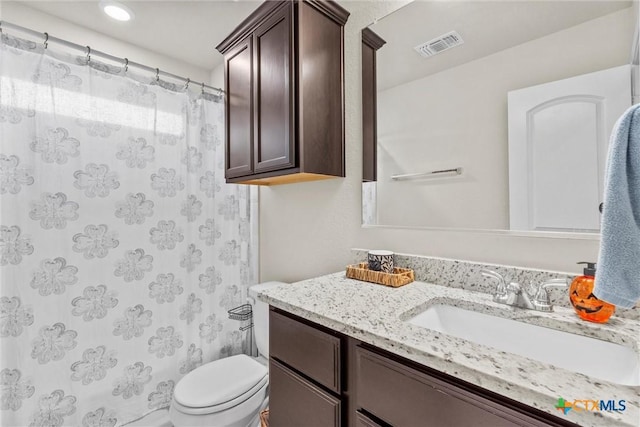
[0,34,256,426]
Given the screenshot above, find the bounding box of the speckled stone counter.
[351,249,640,320]
[258,273,640,427]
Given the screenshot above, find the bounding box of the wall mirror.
[361,0,638,235]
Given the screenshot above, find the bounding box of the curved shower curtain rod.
[0,20,225,95]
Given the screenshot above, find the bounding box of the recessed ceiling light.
[99,1,134,22]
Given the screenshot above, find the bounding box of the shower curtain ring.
[85,45,91,63]
[201,82,205,94]
[43,32,48,49]
[155,68,160,82]
[184,78,190,90]
[123,58,129,73]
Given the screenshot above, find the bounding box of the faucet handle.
[481,269,508,303]
[532,278,569,311]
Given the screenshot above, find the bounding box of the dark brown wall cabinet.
[269,308,579,427]
[216,1,349,185]
[361,28,386,182]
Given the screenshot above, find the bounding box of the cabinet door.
[356,411,385,427]
[357,346,556,427]
[270,310,342,393]
[225,37,254,179]
[361,40,377,183]
[270,358,342,427]
[361,28,385,183]
[253,4,295,173]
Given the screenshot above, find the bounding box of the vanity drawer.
[356,346,555,427]
[270,358,342,427]
[270,309,342,393]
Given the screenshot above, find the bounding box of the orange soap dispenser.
[569,262,615,323]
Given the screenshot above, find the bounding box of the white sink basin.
[408,304,640,386]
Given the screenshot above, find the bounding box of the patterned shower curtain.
[0,34,256,427]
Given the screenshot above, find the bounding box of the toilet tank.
[248,282,286,358]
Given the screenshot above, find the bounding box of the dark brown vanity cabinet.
[361,28,385,182]
[270,359,342,427]
[355,411,385,427]
[355,346,574,427]
[269,309,344,427]
[216,1,349,186]
[269,308,579,427]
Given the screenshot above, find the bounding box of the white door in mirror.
[507,65,631,232]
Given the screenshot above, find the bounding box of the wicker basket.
[260,409,269,427]
[345,262,414,287]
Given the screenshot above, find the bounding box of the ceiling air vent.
[414,31,464,58]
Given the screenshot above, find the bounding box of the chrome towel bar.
[391,167,462,181]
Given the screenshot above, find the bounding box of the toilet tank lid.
[248,281,287,298]
[173,354,267,409]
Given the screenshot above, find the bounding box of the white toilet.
[169,282,283,427]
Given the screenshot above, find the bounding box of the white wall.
[211,63,224,89]
[376,8,633,229]
[259,0,602,283]
[1,2,210,83]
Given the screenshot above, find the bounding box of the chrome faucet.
[481,270,568,312]
[505,282,535,310]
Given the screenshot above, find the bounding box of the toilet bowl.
[169,354,268,427]
[169,282,284,427]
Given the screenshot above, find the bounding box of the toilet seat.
[171,377,268,416]
[173,354,268,415]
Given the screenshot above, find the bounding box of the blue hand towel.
[594,104,640,308]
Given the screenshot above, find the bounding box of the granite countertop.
[258,273,640,427]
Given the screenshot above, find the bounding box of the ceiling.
[371,1,634,91]
[6,0,263,71]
